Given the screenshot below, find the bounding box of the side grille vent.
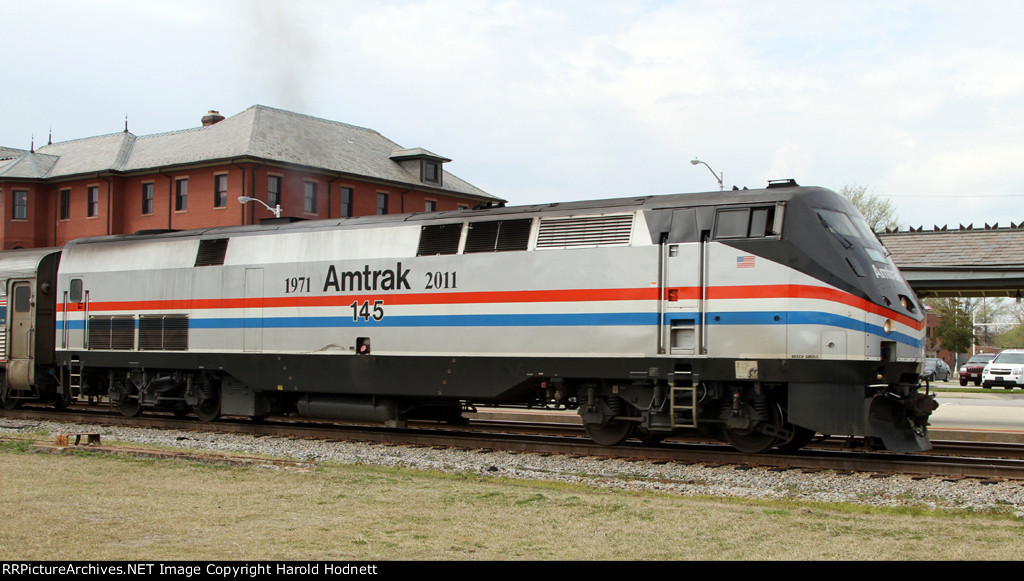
[88,316,135,350]
[465,219,532,253]
[195,238,229,266]
[417,223,462,256]
[139,315,189,351]
[536,214,634,248]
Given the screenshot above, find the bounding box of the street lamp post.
[238,196,282,219]
[690,158,724,191]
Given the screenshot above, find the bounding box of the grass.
[1,441,1022,561]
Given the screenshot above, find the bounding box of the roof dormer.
[390,147,451,187]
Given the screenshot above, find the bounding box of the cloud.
[4,0,1024,228]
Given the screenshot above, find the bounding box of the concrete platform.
[930,391,1024,443]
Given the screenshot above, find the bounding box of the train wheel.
[773,403,817,453]
[584,418,635,446]
[0,374,19,410]
[192,398,221,422]
[190,376,222,422]
[118,398,142,417]
[582,395,635,446]
[775,425,816,453]
[49,393,70,410]
[723,402,782,454]
[0,385,20,410]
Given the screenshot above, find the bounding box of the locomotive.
[0,181,935,453]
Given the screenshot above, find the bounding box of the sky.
[3,0,1023,230]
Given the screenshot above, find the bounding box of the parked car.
[982,350,1024,389]
[922,358,951,382]
[958,352,997,386]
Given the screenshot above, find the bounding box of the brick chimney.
[201,110,225,127]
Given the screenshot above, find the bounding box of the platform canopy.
[879,226,1024,298]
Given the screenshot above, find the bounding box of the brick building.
[0,105,501,249]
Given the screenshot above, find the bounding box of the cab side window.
[714,206,778,239]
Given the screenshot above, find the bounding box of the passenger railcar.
[0,182,935,452]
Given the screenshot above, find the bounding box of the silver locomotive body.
[1,184,932,452]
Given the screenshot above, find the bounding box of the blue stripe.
[697,311,922,348]
[58,310,922,348]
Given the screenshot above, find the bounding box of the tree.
[995,299,1024,349]
[995,324,1024,349]
[839,184,900,231]
[926,298,975,355]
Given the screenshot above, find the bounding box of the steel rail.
[3,407,1024,481]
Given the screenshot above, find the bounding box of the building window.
[376,193,389,215]
[304,181,317,213]
[268,175,281,208]
[60,190,71,220]
[214,175,228,208]
[87,186,99,218]
[175,178,188,211]
[423,161,440,184]
[12,190,27,220]
[141,183,153,215]
[425,200,436,212]
[340,187,353,217]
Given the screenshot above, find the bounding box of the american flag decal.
[736,255,756,268]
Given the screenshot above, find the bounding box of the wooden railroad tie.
[55,433,101,446]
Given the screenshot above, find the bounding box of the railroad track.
[3,406,1024,481]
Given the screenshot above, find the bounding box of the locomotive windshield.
[816,208,889,264]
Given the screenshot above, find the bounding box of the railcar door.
[701,203,788,361]
[659,208,703,356]
[7,281,35,390]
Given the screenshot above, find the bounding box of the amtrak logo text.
[323,262,411,292]
[871,264,901,281]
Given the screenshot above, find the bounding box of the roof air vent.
[766,179,799,188]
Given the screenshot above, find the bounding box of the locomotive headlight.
[883,319,893,334]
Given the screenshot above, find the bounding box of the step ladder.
[670,370,698,428]
[67,356,83,398]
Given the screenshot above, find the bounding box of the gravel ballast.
[3,418,1024,516]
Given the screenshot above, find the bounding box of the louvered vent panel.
[88,317,111,350]
[163,315,189,350]
[139,315,189,351]
[195,238,229,266]
[536,214,634,248]
[494,219,532,251]
[417,224,462,256]
[138,316,163,350]
[464,221,500,253]
[110,317,135,350]
[88,316,134,350]
[465,219,532,253]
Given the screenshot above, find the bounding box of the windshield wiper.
[818,214,853,249]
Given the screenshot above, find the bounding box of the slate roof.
[0,146,26,161]
[0,105,498,201]
[879,228,1024,268]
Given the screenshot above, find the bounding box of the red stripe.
[701,284,923,330]
[58,288,660,313]
[57,284,923,331]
